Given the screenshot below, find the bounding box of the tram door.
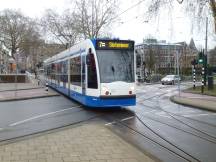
[81,54,86,95]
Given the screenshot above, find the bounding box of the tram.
[44,39,136,108]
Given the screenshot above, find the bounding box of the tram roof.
[44,38,135,64]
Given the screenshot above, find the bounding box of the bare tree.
[0,9,30,59]
[146,0,216,32]
[74,0,118,39]
[19,21,43,70]
[41,9,79,47]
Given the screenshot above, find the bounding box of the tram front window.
[97,50,134,83]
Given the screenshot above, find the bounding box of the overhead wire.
[110,0,147,22]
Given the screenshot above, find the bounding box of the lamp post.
[176,50,180,96]
[205,17,208,65]
[14,51,18,98]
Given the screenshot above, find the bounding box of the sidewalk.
[0,123,156,162]
[170,92,216,112]
[0,83,59,102]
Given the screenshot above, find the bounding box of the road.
[0,82,216,162]
[111,83,216,162]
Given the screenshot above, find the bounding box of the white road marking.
[9,105,82,127]
[179,110,197,113]
[155,112,172,119]
[121,116,134,121]
[183,113,216,117]
[164,94,172,97]
[155,92,161,95]
[141,110,157,114]
[105,122,116,126]
[166,89,172,92]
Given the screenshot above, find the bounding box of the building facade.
[209,47,216,67]
[135,38,198,78]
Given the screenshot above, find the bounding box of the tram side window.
[87,53,98,89]
[51,63,56,80]
[44,66,47,77]
[56,62,61,83]
[48,65,51,78]
[70,57,81,86]
[61,61,68,83]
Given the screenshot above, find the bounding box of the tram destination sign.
[96,40,134,50]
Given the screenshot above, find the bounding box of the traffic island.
[185,85,216,96]
[170,94,216,112]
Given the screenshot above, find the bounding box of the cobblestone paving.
[0,124,156,162]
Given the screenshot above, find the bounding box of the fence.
[0,74,28,83]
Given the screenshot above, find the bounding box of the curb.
[0,93,60,102]
[0,87,44,92]
[170,96,216,112]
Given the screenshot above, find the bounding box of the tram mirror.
[88,48,92,53]
[86,54,90,65]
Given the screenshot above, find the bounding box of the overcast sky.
[0,0,215,49]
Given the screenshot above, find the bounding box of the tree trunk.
[210,0,216,32]
[11,48,16,59]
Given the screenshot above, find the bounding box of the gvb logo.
[99,42,106,47]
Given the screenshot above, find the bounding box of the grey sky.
[0,0,215,49]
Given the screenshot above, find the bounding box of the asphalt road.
[0,96,101,141]
[0,82,216,162]
[124,83,216,162]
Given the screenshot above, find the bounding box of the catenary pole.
[205,17,208,64]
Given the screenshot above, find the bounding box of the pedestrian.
[34,70,38,79]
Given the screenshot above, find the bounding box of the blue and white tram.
[44,39,136,108]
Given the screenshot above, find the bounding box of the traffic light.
[198,50,208,87]
[198,51,204,64]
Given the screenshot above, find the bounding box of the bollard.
[201,67,204,94]
[46,83,49,91]
[193,66,196,89]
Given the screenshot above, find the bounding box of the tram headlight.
[102,86,109,95]
[129,86,135,95]
[130,86,135,91]
[102,86,108,91]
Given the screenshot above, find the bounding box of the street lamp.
[176,50,180,97]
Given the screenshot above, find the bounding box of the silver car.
[161,75,180,85]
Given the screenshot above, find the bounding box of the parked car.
[161,75,180,85]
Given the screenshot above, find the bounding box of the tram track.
[147,96,216,128]
[137,85,216,132]
[137,91,216,145]
[133,114,201,162]
[106,115,201,162]
[138,102,216,142]
[135,110,216,144]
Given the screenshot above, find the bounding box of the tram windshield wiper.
[111,65,116,80]
[111,65,115,73]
